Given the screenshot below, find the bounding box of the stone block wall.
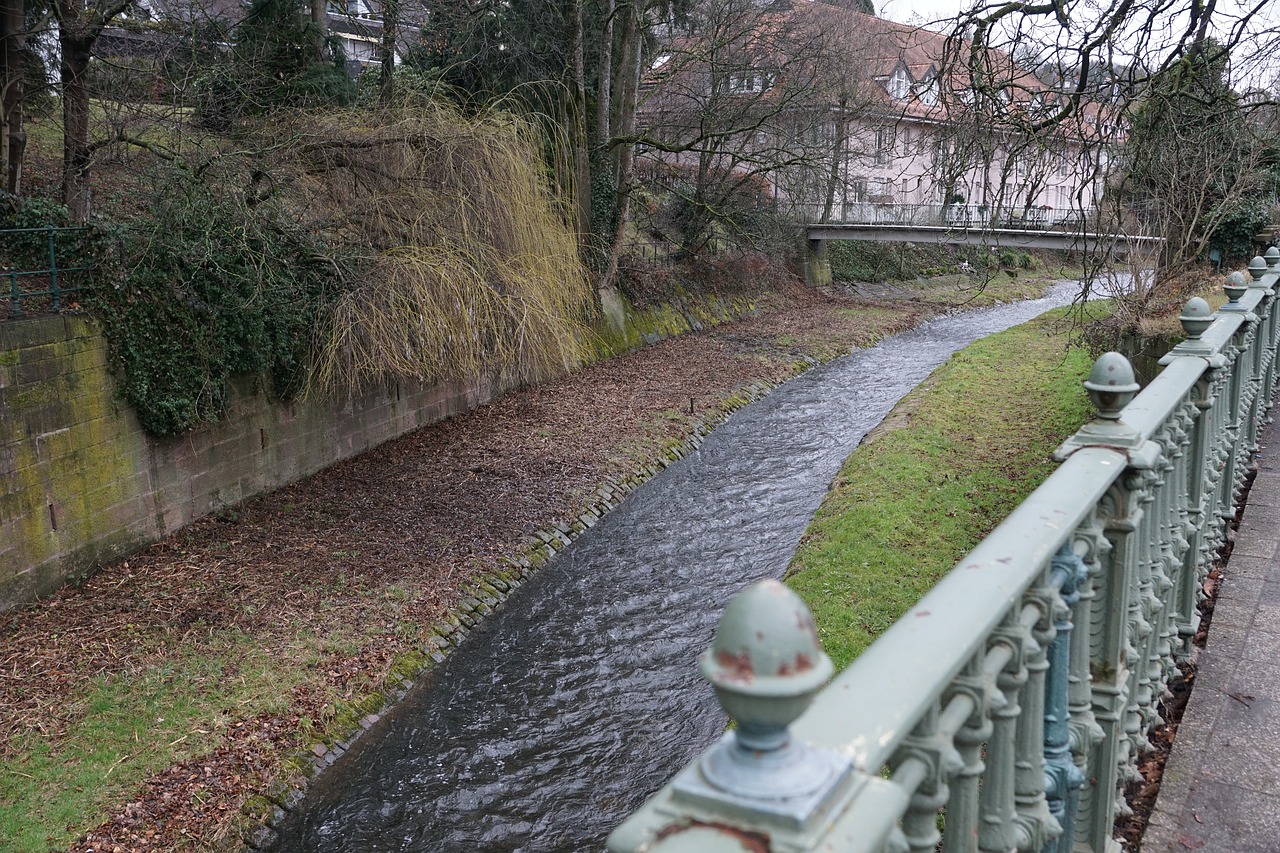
[0,315,494,610]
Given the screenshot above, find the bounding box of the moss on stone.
[5,381,57,410]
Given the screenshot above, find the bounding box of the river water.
[267,283,1080,852]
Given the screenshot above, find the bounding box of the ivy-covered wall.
[0,290,757,611]
[0,316,496,611]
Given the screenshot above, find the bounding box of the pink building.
[637,1,1117,232]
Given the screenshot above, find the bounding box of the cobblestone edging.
[235,376,783,849]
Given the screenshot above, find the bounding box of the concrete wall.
[0,315,495,610]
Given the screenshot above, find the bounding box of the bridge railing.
[792,201,1100,232]
[609,251,1280,853]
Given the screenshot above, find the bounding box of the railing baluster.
[896,703,961,853]
[978,612,1028,853]
[943,656,991,853]
[7,269,20,318]
[1045,543,1088,853]
[1066,522,1107,850]
[1015,574,1057,851]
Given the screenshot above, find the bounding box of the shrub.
[828,241,955,282]
[86,167,345,436]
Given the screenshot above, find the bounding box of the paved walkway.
[1143,417,1280,852]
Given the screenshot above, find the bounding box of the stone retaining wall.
[0,315,496,610]
[0,291,759,612]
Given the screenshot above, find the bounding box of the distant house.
[637,0,1116,230]
[827,9,1114,227]
[96,0,423,80]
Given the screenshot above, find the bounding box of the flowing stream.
[267,283,1080,852]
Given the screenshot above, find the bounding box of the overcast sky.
[876,0,967,27]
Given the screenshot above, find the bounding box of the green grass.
[785,304,1103,669]
[0,637,294,852]
[898,263,1086,309]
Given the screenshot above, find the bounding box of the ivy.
[828,240,957,282]
[1207,198,1270,264]
[85,168,347,437]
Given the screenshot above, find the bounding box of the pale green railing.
[609,250,1280,853]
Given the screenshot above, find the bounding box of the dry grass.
[256,105,594,396]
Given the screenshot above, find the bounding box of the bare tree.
[51,0,134,221]
[932,0,1280,256]
[0,0,23,194]
[626,0,860,254]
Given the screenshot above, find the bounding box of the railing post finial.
[1179,297,1214,341]
[1265,246,1280,271]
[696,579,840,800]
[1055,352,1155,459]
[1248,256,1268,283]
[608,580,859,852]
[1223,271,1249,309]
[1082,352,1140,420]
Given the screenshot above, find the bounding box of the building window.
[725,71,770,94]
[917,75,938,106]
[887,66,911,100]
[329,0,372,14]
[875,127,895,165]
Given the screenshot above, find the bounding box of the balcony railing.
[610,252,1280,853]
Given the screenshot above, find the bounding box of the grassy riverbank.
[786,305,1104,668]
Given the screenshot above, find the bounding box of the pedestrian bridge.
[797,203,1162,285]
[807,223,1162,253]
[610,251,1280,853]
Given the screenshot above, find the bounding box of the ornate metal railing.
[609,250,1280,853]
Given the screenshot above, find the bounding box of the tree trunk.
[1,0,24,194]
[595,0,614,146]
[564,0,591,250]
[310,0,328,64]
[61,32,92,222]
[610,0,640,189]
[599,0,643,291]
[821,106,848,222]
[378,0,397,104]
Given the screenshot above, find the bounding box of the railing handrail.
[795,444,1119,765]
[611,254,1280,853]
[794,285,1269,764]
[0,225,92,236]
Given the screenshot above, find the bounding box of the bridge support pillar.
[804,238,831,288]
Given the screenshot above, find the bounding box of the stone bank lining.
[238,376,781,850]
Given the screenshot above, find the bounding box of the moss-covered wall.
[1,291,756,611]
[0,316,496,611]
[591,286,758,358]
